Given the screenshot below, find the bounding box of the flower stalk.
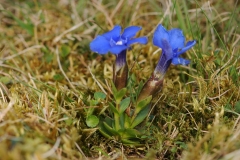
[138,24,196,102]
[137,74,164,102]
[89,24,196,145]
[113,50,128,90]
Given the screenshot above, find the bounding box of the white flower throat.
[110,37,127,46]
[116,40,124,45]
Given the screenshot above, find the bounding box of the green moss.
[0,0,239,159]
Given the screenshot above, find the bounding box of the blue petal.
[169,28,185,50]
[109,45,128,54]
[102,25,121,41]
[127,37,148,46]
[115,50,127,69]
[121,26,142,39]
[153,24,170,48]
[177,40,196,55]
[154,50,172,76]
[172,57,190,65]
[90,35,111,54]
[161,39,173,60]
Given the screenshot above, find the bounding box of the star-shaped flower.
[90,25,148,54]
[137,24,196,101]
[153,24,196,76]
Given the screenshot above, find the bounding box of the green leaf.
[53,74,64,81]
[119,112,131,129]
[42,47,54,63]
[98,122,113,139]
[108,102,119,115]
[121,139,141,146]
[15,18,34,35]
[44,52,54,63]
[214,58,222,66]
[7,11,34,35]
[104,117,114,126]
[175,141,187,149]
[230,66,239,85]
[135,96,152,115]
[131,105,150,128]
[60,45,71,58]
[65,117,73,126]
[0,76,12,84]
[118,128,140,139]
[98,117,116,139]
[86,115,99,128]
[234,101,240,113]
[124,113,131,128]
[114,88,127,103]
[119,97,131,114]
[135,80,144,97]
[120,113,125,129]
[86,106,95,117]
[91,146,110,158]
[111,81,117,95]
[103,122,119,136]
[90,99,98,106]
[94,92,106,100]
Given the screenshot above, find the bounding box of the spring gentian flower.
[153,24,196,78]
[90,25,147,90]
[90,25,148,55]
[137,24,196,102]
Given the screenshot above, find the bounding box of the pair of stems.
[113,49,169,130]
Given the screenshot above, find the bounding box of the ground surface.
[0,0,239,159]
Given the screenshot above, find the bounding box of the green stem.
[114,103,121,131]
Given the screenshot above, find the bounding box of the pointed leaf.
[109,102,119,114]
[114,88,127,103]
[98,122,113,139]
[86,115,99,128]
[86,106,95,117]
[120,128,141,139]
[4,10,34,35]
[135,96,152,115]
[124,113,131,128]
[136,80,144,97]
[108,102,119,115]
[111,81,118,95]
[131,105,150,128]
[103,122,119,136]
[120,113,125,129]
[104,117,114,126]
[234,101,240,113]
[119,97,131,114]
[121,139,141,146]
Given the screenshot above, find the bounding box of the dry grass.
[0,0,239,159]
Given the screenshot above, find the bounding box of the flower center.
[116,40,124,45]
[110,37,127,47]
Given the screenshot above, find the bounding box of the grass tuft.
[0,0,239,159]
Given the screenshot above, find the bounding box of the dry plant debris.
[0,0,239,159]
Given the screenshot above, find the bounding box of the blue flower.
[90,25,148,54]
[153,24,196,76]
